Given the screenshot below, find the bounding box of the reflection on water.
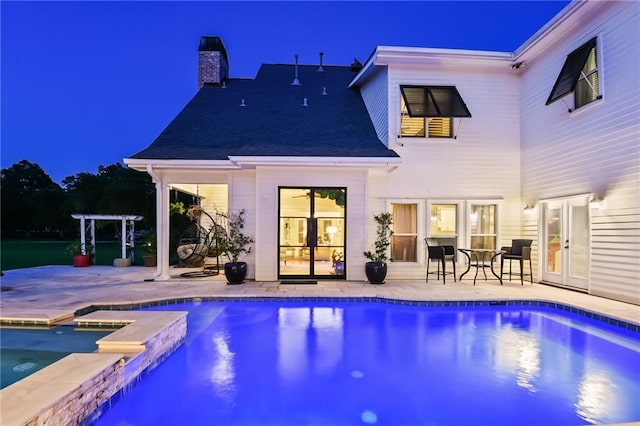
[576,368,618,424]
[94,303,640,426]
[277,307,344,383]
[209,332,236,401]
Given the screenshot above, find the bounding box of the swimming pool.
[0,324,113,389]
[92,301,640,425]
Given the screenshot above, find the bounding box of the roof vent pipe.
[240,99,246,107]
[322,87,327,95]
[302,97,308,107]
[291,54,301,86]
[318,52,325,72]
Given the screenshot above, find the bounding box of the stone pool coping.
[0,310,187,426]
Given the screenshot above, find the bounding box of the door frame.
[277,186,347,280]
[540,194,590,291]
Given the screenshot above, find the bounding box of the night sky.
[1,1,570,184]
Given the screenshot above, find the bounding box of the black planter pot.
[365,262,387,284]
[224,261,248,284]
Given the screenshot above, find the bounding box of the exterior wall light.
[523,204,536,216]
[590,195,604,209]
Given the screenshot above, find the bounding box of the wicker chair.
[425,238,456,284]
[500,239,533,285]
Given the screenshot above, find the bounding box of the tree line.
[1,160,156,239]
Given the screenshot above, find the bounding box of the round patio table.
[458,248,505,285]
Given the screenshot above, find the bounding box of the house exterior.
[125,0,640,305]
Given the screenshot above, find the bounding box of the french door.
[278,187,346,279]
[541,196,589,290]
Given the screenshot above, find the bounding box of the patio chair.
[425,238,456,284]
[500,239,533,285]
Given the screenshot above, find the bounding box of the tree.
[63,163,156,230]
[1,159,67,237]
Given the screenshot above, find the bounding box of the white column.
[90,219,96,262]
[157,180,171,281]
[121,218,127,258]
[129,220,135,261]
[80,217,86,254]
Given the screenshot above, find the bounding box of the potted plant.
[363,212,393,284]
[142,231,157,267]
[217,209,254,284]
[65,240,93,267]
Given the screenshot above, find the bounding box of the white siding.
[520,1,640,303]
[363,63,524,279]
[228,170,257,278]
[254,167,368,281]
[359,67,389,146]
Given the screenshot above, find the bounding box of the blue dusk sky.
[1,1,570,184]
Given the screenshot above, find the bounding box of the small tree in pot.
[65,240,93,267]
[363,212,393,284]
[217,209,254,284]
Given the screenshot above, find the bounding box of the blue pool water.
[0,325,112,389]
[93,302,640,425]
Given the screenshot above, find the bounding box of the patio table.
[458,248,505,285]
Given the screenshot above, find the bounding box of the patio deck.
[0,265,638,326]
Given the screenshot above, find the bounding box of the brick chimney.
[198,36,229,89]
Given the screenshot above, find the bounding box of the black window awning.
[546,37,597,106]
[400,85,472,118]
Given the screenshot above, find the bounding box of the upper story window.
[399,85,471,139]
[401,98,453,138]
[546,37,601,110]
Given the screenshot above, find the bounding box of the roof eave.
[124,158,240,172]
[228,156,402,168]
[349,46,514,87]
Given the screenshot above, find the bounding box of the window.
[400,98,452,138]
[391,203,417,261]
[429,203,458,252]
[469,204,497,250]
[546,37,601,110]
[575,44,599,109]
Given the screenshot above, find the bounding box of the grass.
[1,240,147,271]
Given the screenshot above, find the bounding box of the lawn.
[0,240,146,271]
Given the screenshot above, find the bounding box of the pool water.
[0,324,112,389]
[93,302,640,425]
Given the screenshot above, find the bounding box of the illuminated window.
[400,97,453,138]
[391,203,417,262]
[469,204,497,250]
[575,44,599,109]
[546,37,601,110]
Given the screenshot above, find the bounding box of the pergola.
[71,214,144,261]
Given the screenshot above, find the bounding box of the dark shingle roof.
[129,64,398,160]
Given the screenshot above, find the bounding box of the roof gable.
[130,64,398,161]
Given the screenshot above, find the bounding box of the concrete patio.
[0,265,638,326]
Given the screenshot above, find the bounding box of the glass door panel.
[279,188,345,279]
[567,199,589,288]
[544,203,562,276]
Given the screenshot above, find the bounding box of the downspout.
[146,164,171,281]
